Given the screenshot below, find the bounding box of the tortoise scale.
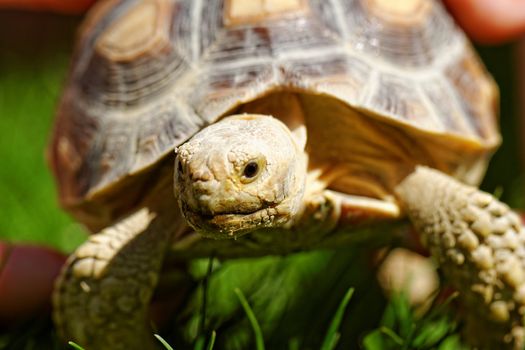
[48,0,524,349]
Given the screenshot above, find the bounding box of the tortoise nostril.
[191,169,212,182]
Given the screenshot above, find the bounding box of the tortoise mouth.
[181,203,285,239]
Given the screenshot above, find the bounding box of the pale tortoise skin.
[47,0,524,349]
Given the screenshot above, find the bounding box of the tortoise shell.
[48,0,499,231]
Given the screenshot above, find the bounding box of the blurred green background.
[0,11,85,252]
[0,8,523,350]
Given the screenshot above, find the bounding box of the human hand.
[0,243,66,325]
[0,0,95,13]
[444,0,525,43]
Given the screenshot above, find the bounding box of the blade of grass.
[320,287,354,350]
[401,324,416,350]
[155,334,174,350]
[68,341,85,350]
[362,329,385,350]
[408,290,459,347]
[206,331,216,350]
[200,256,215,337]
[288,337,300,350]
[194,336,205,350]
[379,326,404,346]
[234,288,265,350]
[424,291,459,322]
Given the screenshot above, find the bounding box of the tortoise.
[47,0,525,348]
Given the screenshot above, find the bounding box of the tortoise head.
[174,114,307,238]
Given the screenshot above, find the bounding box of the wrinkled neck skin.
[174,114,308,239]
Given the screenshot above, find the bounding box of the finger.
[0,0,96,14]
[444,0,525,44]
[0,243,66,324]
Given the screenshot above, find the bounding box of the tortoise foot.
[396,166,525,350]
[53,208,174,350]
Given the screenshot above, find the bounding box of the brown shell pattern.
[49,0,499,214]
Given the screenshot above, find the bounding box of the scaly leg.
[53,206,182,350]
[396,166,525,350]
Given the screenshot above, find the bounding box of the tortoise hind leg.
[395,166,525,350]
[53,207,179,350]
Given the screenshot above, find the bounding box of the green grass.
[63,286,462,350]
[362,291,465,350]
[155,335,175,350]
[0,12,86,252]
[320,287,354,350]
[67,341,84,350]
[234,288,266,350]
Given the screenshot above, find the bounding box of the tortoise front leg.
[53,207,180,350]
[396,166,525,350]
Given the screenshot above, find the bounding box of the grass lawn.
[0,9,523,350]
[0,11,86,252]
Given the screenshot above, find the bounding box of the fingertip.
[0,244,66,324]
[0,0,96,14]
[444,0,525,44]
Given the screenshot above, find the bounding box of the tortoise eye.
[239,157,266,183]
[243,162,259,178]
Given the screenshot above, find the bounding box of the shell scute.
[131,102,203,173]
[420,77,478,136]
[340,0,454,67]
[367,73,437,130]
[191,63,276,121]
[224,0,308,27]
[282,54,372,102]
[79,0,188,107]
[444,50,499,143]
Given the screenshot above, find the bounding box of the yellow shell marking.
[225,0,308,26]
[96,0,171,62]
[366,0,432,26]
